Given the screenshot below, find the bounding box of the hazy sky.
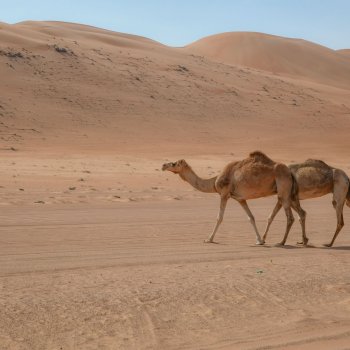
[1,0,350,49]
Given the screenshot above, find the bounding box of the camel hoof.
[297,238,309,246]
[323,243,332,248]
[204,239,214,243]
[275,242,285,247]
[256,240,265,245]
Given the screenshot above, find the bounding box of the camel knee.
[267,215,274,224]
[248,215,255,224]
[299,209,306,221]
[216,215,223,224]
[292,201,306,219]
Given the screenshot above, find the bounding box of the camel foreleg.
[239,200,264,245]
[205,196,228,243]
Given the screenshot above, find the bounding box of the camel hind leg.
[262,199,282,243]
[274,163,305,246]
[324,202,344,247]
[291,199,307,245]
[324,169,348,247]
[263,198,307,245]
[277,206,295,246]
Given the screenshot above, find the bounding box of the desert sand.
[1,21,350,349]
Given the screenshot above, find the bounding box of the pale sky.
[1,0,349,49]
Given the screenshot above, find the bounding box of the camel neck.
[179,167,217,193]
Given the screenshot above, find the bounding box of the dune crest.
[185,31,350,88]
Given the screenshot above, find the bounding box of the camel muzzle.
[162,162,176,171]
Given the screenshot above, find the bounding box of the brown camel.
[262,159,350,247]
[162,151,307,245]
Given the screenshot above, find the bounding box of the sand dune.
[1,21,350,158]
[0,20,162,48]
[337,48,350,58]
[1,21,350,349]
[186,32,350,88]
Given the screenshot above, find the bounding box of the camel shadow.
[321,245,350,251]
[252,244,291,249]
[258,242,319,249]
[260,243,350,250]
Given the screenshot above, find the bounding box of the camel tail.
[346,183,350,207]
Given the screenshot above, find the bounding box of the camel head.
[162,159,188,174]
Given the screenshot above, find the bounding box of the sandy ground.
[1,195,350,350]
[1,21,350,349]
[0,152,350,350]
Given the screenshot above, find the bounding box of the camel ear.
[178,159,186,166]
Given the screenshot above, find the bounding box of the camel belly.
[231,173,277,200]
[232,187,277,200]
[294,168,333,199]
[298,185,332,200]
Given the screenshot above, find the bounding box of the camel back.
[302,159,331,169]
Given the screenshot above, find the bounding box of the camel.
[162,151,307,246]
[262,159,350,247]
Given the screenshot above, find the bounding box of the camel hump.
[303,159,330,168]
[249,151,275,164]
